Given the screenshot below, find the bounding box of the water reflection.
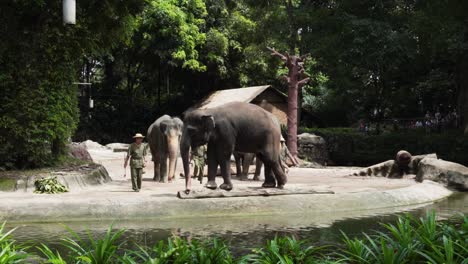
[7,192,467,256]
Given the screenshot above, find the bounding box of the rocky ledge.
[12,164,112,192]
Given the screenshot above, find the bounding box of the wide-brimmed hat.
[133,133,145,138]
[280,136,285,142]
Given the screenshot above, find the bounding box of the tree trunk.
[178,185,333,199]
[287,73,299,157]
[268,48,309,159]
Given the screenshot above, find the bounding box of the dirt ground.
[1,146,450,222]
[88,147,418,195]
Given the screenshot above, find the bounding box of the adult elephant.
[180,102,286,192]
[147,115,183,182]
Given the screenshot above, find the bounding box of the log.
[177,185,334,199]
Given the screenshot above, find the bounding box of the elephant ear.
[174,117,184,133]
[159,121,168,135]
[202,115,215,132]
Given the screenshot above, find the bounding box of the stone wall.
[297,133,328,166]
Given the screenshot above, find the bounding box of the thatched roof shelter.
[186,85,288,125]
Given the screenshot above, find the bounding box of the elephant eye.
[187,127,197,134]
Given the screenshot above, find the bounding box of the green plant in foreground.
[123,237,233,264]
[2,212,468,264]
[37,244,67,264]
[339,212,468,264]
[60,224,125,264]
[34,177,69,194]
[0,223,29,264]
[241,236,326,264]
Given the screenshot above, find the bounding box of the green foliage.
[142,0,208,71]
[3,0,468,166]
[339,212,468,264]
[124,237,233,264]
[241,236,326,264]
[34,177,69,194]
[300,128,468,166]
[0,223,29,263]
[1,213,468,263]
[60,224,125,264]
[37,244,67,264]
[0,179,16,192]
[0,0,144,169]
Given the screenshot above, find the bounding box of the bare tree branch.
[267,47,287,61]
[298,77,310,87]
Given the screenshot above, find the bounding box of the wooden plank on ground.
[177,185,334,199]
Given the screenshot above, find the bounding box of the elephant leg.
[240,153,253,181]
[205,147,218,189]
[219,157,233,191]
[260,155,276,188]
[253,157,263,181]
[234,153,242,178]
[160,154,168,183]
[153,153,161,181]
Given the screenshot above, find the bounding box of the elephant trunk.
[167,135,179,181]
[180,130,191,191]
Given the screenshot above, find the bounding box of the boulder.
[416,158,468,191]
[68,142,93,162]
[106,143,129,152]
[82,140,105,150]
[297,133,328,166]
[352,153,438,178]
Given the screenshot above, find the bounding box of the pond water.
[7,192,468,256]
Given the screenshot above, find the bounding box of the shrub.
[299,127,468,166]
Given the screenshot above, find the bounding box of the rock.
[297,133,328,166]
[416,158,468,191]
[352,152,438,178]
[82,140,105,150]
[14,165,112,192]
[299,159,323,168]
[105,143,129,152]
[68,142,93,162]
[410,153,437,168]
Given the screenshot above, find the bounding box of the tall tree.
[268,47,309,158]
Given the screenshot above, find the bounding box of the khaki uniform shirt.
[191,145,207,167]
[280,144,290,163]
[127,143,148,168]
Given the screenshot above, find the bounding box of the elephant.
[147,115,183,182]
[180,102,286,192]
[233,152,262,181]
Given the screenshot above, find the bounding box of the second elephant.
[147,115,183,182]
[233,152,262,181]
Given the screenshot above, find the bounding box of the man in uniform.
[190,144,207,183]
[279,136,298,174]
[124,133,148,192]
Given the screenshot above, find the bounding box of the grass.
[0,178,16,191]
[0,211,467,263]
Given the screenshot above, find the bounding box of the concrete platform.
[0,147,453,223]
